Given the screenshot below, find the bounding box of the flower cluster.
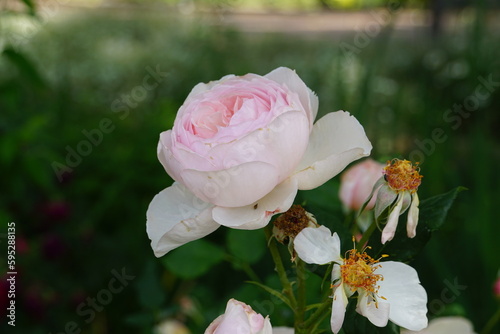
[146,67,438,334]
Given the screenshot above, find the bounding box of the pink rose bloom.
[339,158,384,211]
[147,67,372,256]
[494,276,500,299]
[205,299,272,334]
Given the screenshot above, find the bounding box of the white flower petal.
[356,290,390,327]
[272,327,295,334]
[407,193,420,238]
[374,184,398,220]
[293,111,372,190]
[146,183,219,257]
[212,178,298,229]
[377,261,428,331]
[181,161,280,208]
[401,316,476,334]
[294,226,342,265]
[264,66,319,127]
[260,318,273,334]
[381,194,404,244]
[331,283,349,334]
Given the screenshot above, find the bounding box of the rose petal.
[381,194,404,244]
[377,261,428,331]
[293,111,372,190]
[273,327,295,334]
[407,193,420,238]
[212,178,298,229]
[264,67,319,128]
[294,226,342,265]
[146,183,219,257]
[331,283,349,334]
[356,290,390,327]
[181,161,280,207]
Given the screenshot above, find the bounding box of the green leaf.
[246,281,292,308]
[369,187,465,262]
[136,260,165,310]
[2,48,45,88]
[161,239,225,279]
[420,186,467,231]
[227,229,266,264]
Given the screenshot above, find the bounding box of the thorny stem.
[265,226,297,309]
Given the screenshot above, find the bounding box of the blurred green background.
[1,0,499,333]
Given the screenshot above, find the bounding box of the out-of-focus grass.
[0,5,499,334]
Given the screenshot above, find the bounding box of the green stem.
[480,307,500,334]
[265,226,297,309]
[357,219,377,252]
[303,296,332,330]
[295,258,307,333]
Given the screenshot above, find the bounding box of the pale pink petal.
[293,111,372,190]
[356,290,390,327]
[264,67,319,128]
[180,161,280,208]
[146,183,219,257]
[381,194,404,244]
[407,193,420,238]
[377,261,428,331]
[331,283,349,334]
[294,226,342,265]
[212,178,298,229]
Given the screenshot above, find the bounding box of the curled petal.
[407,193,420,238]
[294,226,342,265]
[377,261,428,331]
[212,178,298,229]
[374,183,398,220]
[146,183,219,257]
[293,111,372,191]
[381,194,404,244]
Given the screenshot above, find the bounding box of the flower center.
[340,249,382,294]
[273,205,317,242]
[383,159,423,193]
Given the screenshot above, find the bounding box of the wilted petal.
[356,290,390,327]
[381,194,404,244]
[293,111,372,191]
[294,226,342,265]
[374,183,398,220]
[146,183,219,257]
[377,261,428,331]
[331,283,349,334]
[212,178,298,229]
[407,193,420,238]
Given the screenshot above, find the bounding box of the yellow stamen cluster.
[340,249,383,294]
[383,159,423,193]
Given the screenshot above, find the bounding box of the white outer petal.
[293,111,372,190]
[377,261,428,331]
[407,193,420,238]
[356,290,390,327]
[272,327,295,334]
[294,226,342,265]
[381,194,404,244]
[212,178,298,229]
[401,316,476,334]
[260,317,273,334]
[146,183,219,257]
[331,283,349,334]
